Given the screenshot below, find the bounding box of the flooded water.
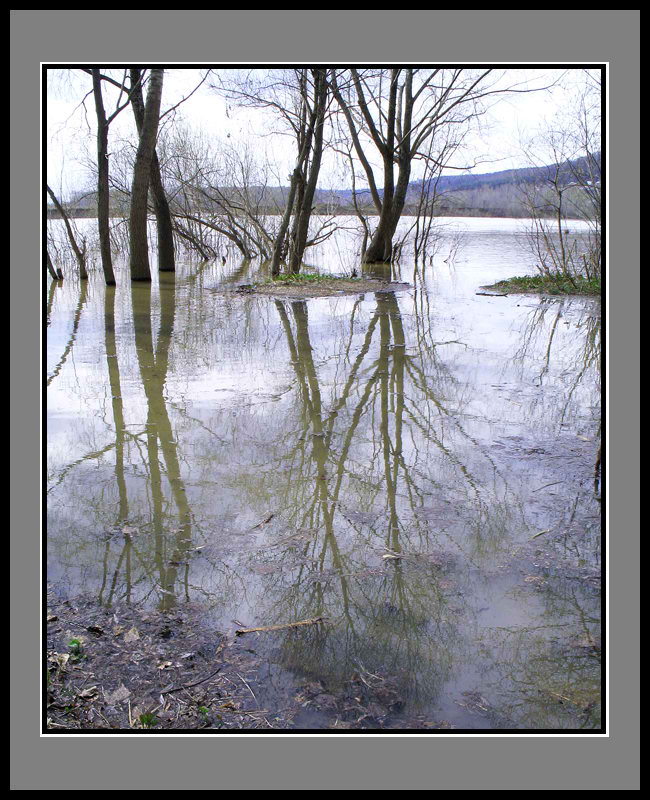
[46,217,601,730]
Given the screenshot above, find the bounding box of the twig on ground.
[235,617,327,636]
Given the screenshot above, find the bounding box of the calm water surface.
[46,217,601,730]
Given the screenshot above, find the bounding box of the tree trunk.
[91,69,116,286]
[288,69,327,274]
[46,249,61,280]
[362,71,412,264]
[130,68,176,273]
[129,69,164,282]
[270,169,300,277]
[364,210,395,263]
[270,69,328,277]
[46,184,88,279]
[364,169,410,263]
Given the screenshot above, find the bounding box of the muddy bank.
[46,475,601,734]
[223,278,411,299]
[45,423,601,732]
[46,583,456,731]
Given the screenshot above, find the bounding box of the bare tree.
[162,125,279,260]
[52,68,139,285]
[212,68,331,276]
[86,69,144,286]
[331,68,556,264]
[282,68,329,275]
[518,70,601,289]
[129,68,176,273]
[82,68,210,273]
[46,249,62,281]
[129,69,164,282]
[90,69,117,285]
[46,184,88,280]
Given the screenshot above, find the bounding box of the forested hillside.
[47,152,601,221]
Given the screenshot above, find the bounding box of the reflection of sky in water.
[46,217,601,729]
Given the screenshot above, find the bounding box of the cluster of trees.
[47,68,602,284]
[518,70,602,287]
[47,68,171,284]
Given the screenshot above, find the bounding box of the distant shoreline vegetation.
[46,205,588,221]
[46,150,601,223]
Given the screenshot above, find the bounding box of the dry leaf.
[103,683,131,705]
[123,626,140,643]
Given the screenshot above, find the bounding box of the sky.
[45,66,600,199]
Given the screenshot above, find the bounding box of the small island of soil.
[232,278,411,299]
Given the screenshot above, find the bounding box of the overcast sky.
[45,66,600,198]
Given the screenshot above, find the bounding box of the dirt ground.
[45,583,453,731]
[229,279,411,299]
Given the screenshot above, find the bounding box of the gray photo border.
[12,9,639,790]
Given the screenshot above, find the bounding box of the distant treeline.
[47,207,109,219]
[48,152,599,222]
[46,201,582,221]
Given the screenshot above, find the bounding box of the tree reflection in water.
[46,259,601,728]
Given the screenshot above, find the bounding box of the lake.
[46,216,601,730]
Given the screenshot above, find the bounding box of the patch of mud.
[45,583,453,731]
[291,670,453,730]
[46,585,269,731]
[219,279,411,299]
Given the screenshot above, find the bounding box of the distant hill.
[415,152,600,194]
[47,152,600,220]
[313,151,601,217]
[323,152,600,204]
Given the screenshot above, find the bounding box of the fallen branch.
[531,528,554,540]
[159,666,222,695]
[531,481,563,492]
[235,617,327,636]
[249,513,275,530]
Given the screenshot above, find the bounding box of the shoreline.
[229,278,412,299]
